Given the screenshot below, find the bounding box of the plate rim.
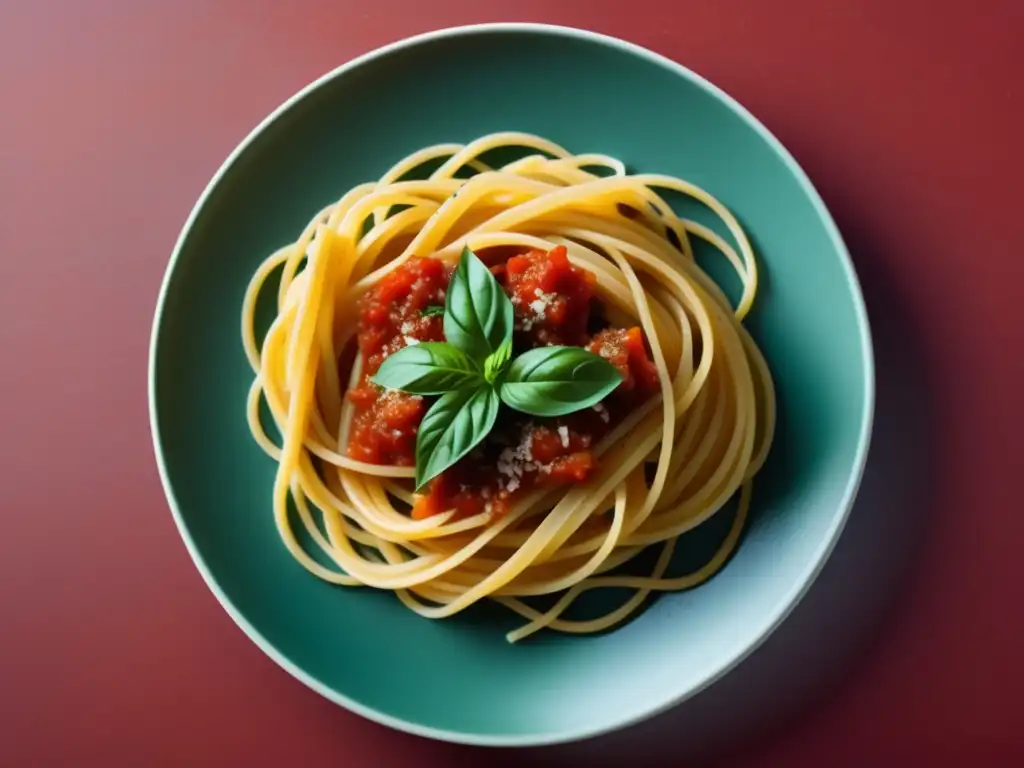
[148,21,876,747]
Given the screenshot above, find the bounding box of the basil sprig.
[371,246,623,489]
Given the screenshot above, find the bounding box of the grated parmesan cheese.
[557,425,570,448]
[516,286,558,332]
[496,423,536,491]
[403,336,420,346]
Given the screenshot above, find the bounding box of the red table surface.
[2,2,1022,765]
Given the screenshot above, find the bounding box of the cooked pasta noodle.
[241,132,775,642]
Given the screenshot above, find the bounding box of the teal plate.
[149,23,874,746]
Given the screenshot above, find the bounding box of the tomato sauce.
[345,257,447,466]
[502,245,593,347]
[345,246,660,519]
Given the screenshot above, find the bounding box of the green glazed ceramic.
[149,23,874,746]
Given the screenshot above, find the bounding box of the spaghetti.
[241,133,775,642]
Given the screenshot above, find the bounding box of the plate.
[149,23,873,746]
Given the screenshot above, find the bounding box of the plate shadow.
[293,200,938,767]
[468,202,939,766]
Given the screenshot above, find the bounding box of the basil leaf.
[371,342,481,395]
[499,346,624,417]
[415,386,500,489]
[421,305,445,317]
[483,338,513,384]
[444,246,514,360]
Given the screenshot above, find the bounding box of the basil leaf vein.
[443,246,514,360]
[415,386,500,489]
[371,342,481,395]
[499,346,623,417]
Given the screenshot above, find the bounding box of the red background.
[2,2,1022,765]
